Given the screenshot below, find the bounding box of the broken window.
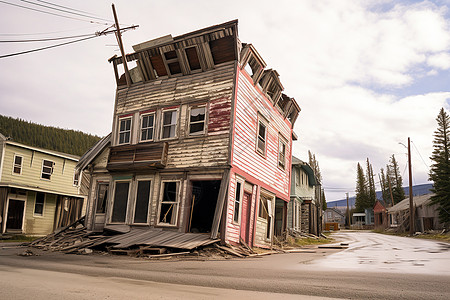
[158,181,179,226]
[278,135,287,170]
[111,181,130,223]
[233,181,242,223]
[161,109,178,139]
[134,180,151,224]
[73,169,80,186]
[259,194,269,220]
[118,117,132,145]
[96,182,109,214]
[34,192,45,216]
[256,117,267,156]
[41,159,54,180]
[244,55,263,84]
[140,112,155,142]
[185,47,201,71]
[13,154,23,175]
[189,106,206,135]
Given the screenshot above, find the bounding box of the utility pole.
[408,137,414,235]
[112,4,132,87]
[346,192,351,228]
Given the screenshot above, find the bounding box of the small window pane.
[158,181,178,225]
[34,192,45,216]
[141,114,154,142]
[41,160,53,180]
[118,118,131,144]
[162,110,177,139]
[13,155,22,174]
[233,182,241,223]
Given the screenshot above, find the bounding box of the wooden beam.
[210,168,230,239]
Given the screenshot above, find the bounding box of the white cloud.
[427,52,450,69]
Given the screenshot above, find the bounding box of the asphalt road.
[0,231,449,299]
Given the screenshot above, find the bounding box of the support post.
[408,137,414,235]
[112,4,132,87]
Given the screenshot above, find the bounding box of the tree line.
[0,115,101,156]
[354,108,450,227]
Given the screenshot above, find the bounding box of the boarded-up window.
[111,181,130,223]
[41,159,54,180]
[34,192,45,216]
[134,180,151,223]
[150,55,168,77]
[189,106,206,135]
[233,181,242,223]
[161,109,178,139]
[140,113,155,142]
[13,155,23,174]
[96,183,109,214]
[209,36,235,65]
[158,181,179,225]
[185,47,201,71]
[118,117,131,145]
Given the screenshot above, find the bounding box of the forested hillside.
[0,115,101,156]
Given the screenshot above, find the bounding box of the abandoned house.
[287,157,322,236]
[323,207,345,230]
[388,193,443,232]
[0,133,86,236]
[78,20,300,249]
[373,200,388,230]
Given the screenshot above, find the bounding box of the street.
[0,231,449,299]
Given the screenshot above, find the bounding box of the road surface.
[0,231,449,299]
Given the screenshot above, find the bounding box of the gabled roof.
[4,140,79,161]
[292,156,317,186]
[388,193,434,213]
[76,133,111,171]
[326,207,345,217]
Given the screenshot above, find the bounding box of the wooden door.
[6,199,25,230]
[240,192,252,246]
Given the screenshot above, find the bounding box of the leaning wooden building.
[79,20,300,248]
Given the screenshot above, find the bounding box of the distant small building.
[324,207,345,229]
[388,193,443,232]
[0,133,86,236]
[352,208,374,229]
[373,200,388,229]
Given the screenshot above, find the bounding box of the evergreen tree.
[429,108,450,227]
[387,155,405,205]
[308,150,322,184]
[379,168,391,204]
[366,158,376,207]
[321,189,327,210]
[355,162,370,212]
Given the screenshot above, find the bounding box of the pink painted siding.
[231,67,292,201]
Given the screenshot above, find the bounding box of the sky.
[1,0,450,201]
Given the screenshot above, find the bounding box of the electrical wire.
[19,0,114,23]
[0,33,96,43]
[36,0,103,16]
[0,25,102,36]
[411,140,430,171]
[0,35,98,59]
[0,0,110,25]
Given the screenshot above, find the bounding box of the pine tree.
[321,189,327,210]
[387,155,405,205]
[429,108,450,227]
[366,158,376,207]
[379,168,391,204]
[355,162,370,212]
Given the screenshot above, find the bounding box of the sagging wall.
[24,192,57,235]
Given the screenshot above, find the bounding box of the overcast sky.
[1,0,449,201]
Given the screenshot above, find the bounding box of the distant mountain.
[0,114,101,156]
[327,183,433,208]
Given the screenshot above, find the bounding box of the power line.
[0,0,110,25]
[19,0,114,23]
[36,0,103,16]
[0,33,95,43]
[411,140,430,172]
[0,25,103,36]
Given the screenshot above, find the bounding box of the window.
[96,182,109,214]
[34,192,45,216]
[278,136,287,170]
[134,180,151,224]
[295,169,300,186]
[13,155,23,175]
[73,170,80,186]
[185,47,201,71]
[256,118,267,156]
[189,106,206,135]
[161,109,178,139]
[158,181,179,226]
[233,181,242,223]
[140,113,155,142]
[41,159,54,180]
[164,50,182,75]
[118,117,132,145]
[111,181,130,223]
[259,194,269,220]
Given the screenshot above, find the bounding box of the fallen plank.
[147,251,190,258]
[284,249,317,253]
[215,244,245,257]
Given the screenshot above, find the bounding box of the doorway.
[6,199,25,231]
[240,191,253,246]
[188,180,220,233]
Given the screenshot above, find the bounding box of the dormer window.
[240,44,266,85]
[164,51,182,75]
[185,47,201,71]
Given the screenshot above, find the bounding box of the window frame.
[12,154,23,175]
[160,108,179,140]
[233,178,244,224]
[117,116,132,145]
[132,178,153,225]
[278,134,287,170]
[140,111,156,142]
[95,181,110,214]
[256,115,268,157]
[73,169,80,186]
[188,104,207,136]
[33,192,45,217]
[40,159,54,180]
[156,180,181,227]
[109,180,131,224]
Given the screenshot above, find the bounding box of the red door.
[240,192,252,247]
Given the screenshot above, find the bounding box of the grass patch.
[284,235,333,247]
[414,233,450,243]
[0,235,38,243]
